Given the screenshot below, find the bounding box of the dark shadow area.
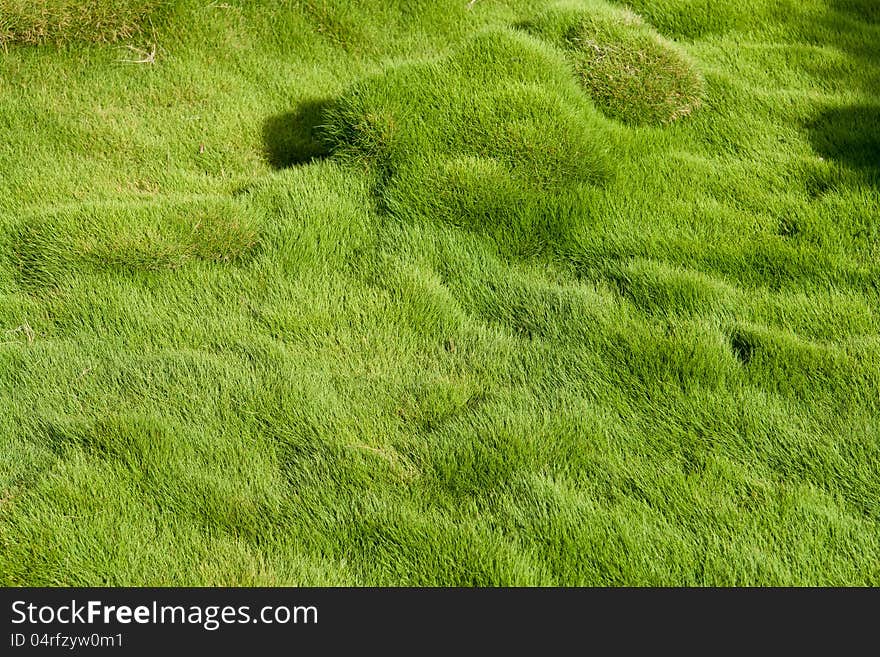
[818,5,880,68]
[806,104,880,184]
[730,331,754,366]
[262,98,335,169]
[831,0,880,24]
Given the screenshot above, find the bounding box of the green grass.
[0,0,878,585]
[0,0,167,46]
[322,29,612,253]
[523,3,705,124]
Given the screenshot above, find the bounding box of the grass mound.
[0,0,166,46]
[323,30,613,252]
[525,2,705,125]
[10,197,262,289]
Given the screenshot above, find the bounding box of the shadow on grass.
[807,104,880,185]
[831,0,880,25]
[262,98,335,169]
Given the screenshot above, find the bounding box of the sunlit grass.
[0,0,878,585]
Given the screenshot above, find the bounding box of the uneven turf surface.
[0,0,878,585]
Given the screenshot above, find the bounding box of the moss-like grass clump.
[11,198,262,289]
[323,30,614,252]
[525,3,705,125]
[0,0,166,46]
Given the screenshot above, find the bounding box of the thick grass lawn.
[1,0,878,585]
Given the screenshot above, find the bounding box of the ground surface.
[0,0,878,585]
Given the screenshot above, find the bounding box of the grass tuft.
[524,3,706,125]
[9,198,262,289]
[0,0,167,46]
[323,29,613,252]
